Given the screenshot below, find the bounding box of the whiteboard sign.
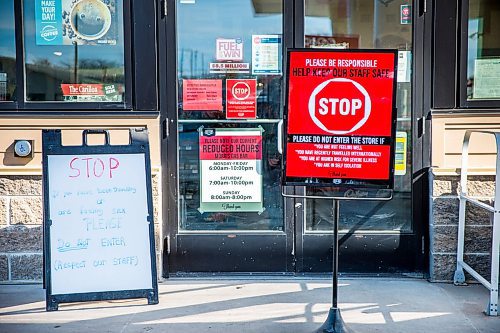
[48,154,152,294]
[42,129,158,311]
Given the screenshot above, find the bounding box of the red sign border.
[282,48,398,190]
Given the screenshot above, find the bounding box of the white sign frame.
[42,129,158,311]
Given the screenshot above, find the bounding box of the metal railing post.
[453,130,499,316]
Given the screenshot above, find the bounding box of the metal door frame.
[159,0,297,275]
[291,0,430,274]
[158,0,431,276]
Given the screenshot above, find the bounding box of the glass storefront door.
[165,0,423,274]
[297,0,418,273]
[167,0,292,273]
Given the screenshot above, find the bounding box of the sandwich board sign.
[42,129,158,311]
[284,48,398,190]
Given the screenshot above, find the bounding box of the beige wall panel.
[0,117,161,174]
[444,154,498,170]
[444,130,497,154]
[61,129,131,146]
[432,114,500,174]
[0,130,41,152]
[432,119,446,168]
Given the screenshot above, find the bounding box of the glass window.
[177,0,283,120]
[178,123,283,231]
[467,0,500,100]
[304,0,413,232]
[176,0,284,231]
[0,0,16,101]
[23,0,126,102]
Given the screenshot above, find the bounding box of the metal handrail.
[453,130,499,316]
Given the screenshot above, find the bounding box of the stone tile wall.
[429,173,495,282]
[0,174,162,283]
[0,176,44,282]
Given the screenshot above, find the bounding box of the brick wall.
[429,173,494,282]
[0,174,162,283]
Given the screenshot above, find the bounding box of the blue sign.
[35,0,63,45]
[252,35,282,75]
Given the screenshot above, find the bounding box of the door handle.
[277,120,283,154]
[417,117,425,138]
[419,0,427,17]
[162,0,168,18]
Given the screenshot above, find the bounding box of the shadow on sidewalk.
[0,280,498,333]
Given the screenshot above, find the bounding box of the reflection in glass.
[176,0,284,232]
[306,191,411,232]
[179,124,283,231]
[0,0,16,101]
[177,0,283,120]
[304,0,413,232]
[467,0,500,100]
[23,0,125,102]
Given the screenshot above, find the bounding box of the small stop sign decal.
[232,82,251,100]
[308,78,371,135]
[226,79,257,119]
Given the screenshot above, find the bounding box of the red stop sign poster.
[226,79,257,119]
[284,49,397,189]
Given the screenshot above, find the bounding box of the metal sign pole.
[333,199,339,309]
[317,199,350,333]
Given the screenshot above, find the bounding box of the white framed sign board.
[42,129,158,311]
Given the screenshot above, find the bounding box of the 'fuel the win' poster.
[199,127,263,213]
[284,49,397,189]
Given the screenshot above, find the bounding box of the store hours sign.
[199,127,263,213]
[284,49,398,189]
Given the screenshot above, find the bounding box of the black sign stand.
[282,192,391,333]
[42,129,159,311]
[281,48,399,333]
[316,199,351,333]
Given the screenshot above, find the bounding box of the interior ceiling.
[251,0,341,17]
[251,0,282,14]
[251,0,396,17]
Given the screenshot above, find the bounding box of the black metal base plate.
[316,307,353,333]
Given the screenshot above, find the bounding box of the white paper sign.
[252,35,281,75]
[209,62,250,73]
[473,58,500,99]
[199,128,263,213]
[47,154,153,295]
[397,51,411,83]
[216,38,244,61]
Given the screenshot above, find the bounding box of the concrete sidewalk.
[0,278,498,333]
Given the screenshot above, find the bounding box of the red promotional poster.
[61,84,105,96]
[182,79,223,111]
[284,49,397,189]
[226,79,257,119]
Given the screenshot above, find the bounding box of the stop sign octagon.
[308,78,371,135]
[231,81,251,100]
